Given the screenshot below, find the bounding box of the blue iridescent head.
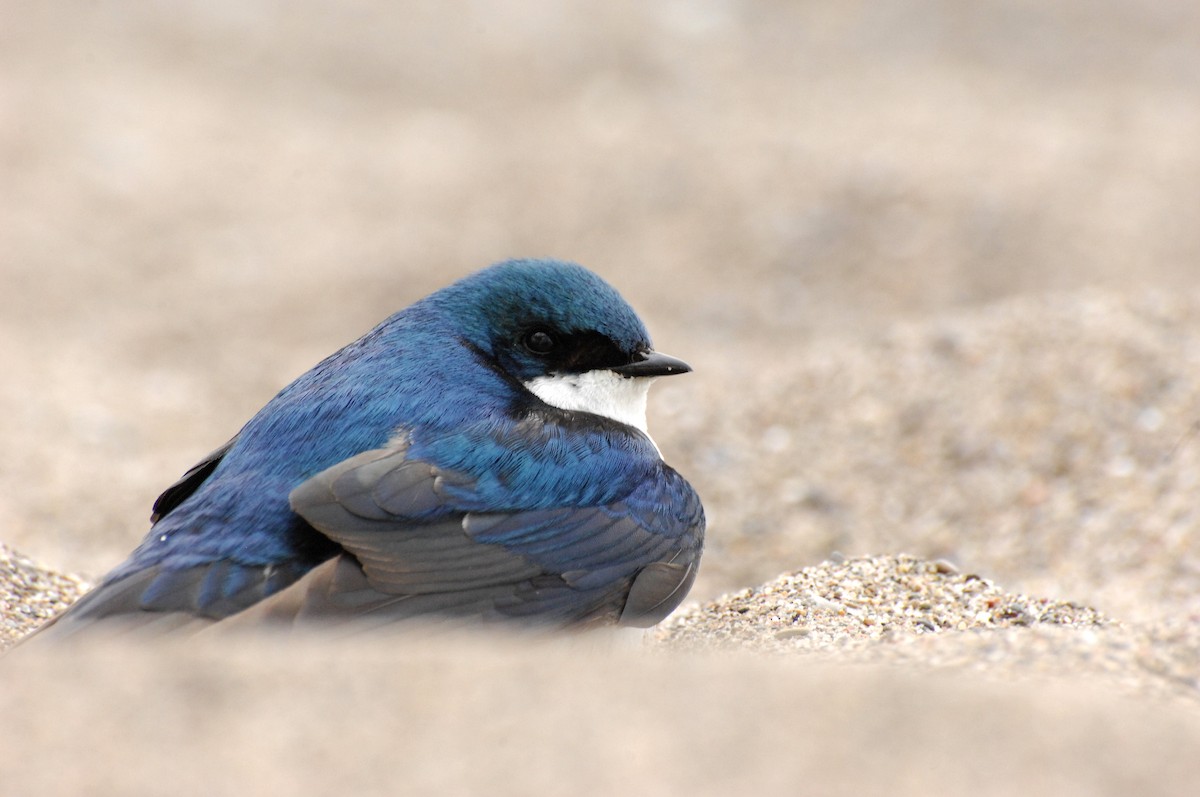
[425,259,691,432]
[432,259,661,381]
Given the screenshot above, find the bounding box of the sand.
[4,1,1200,794]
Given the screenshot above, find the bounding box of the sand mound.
[0,544,88,649]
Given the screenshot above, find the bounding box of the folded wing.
[276,442,703,628]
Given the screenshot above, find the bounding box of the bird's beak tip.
[612,350,693,378]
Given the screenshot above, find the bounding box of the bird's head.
[433,259,691,433]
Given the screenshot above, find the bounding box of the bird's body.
[46,260,703,635]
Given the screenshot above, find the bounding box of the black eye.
[522,329,557,355]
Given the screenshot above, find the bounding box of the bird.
[43,258,704,636]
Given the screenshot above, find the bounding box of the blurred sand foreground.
[4,1,1200,794]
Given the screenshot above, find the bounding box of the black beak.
[611,350,692,378]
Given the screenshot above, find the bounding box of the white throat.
[525,370,658,446]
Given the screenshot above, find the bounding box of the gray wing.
[34,441,701,639]
[273,445,702,629]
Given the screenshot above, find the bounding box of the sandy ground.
[4,1,1200,793]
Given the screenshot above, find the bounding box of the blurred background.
[8,6,1200,792]
[3,0,1199,603]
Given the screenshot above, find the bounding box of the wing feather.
[45,425,703,637]
[286,439,703,628]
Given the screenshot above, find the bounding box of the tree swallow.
[45,259,704,634]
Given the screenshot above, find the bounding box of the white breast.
[524,370,659,452]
